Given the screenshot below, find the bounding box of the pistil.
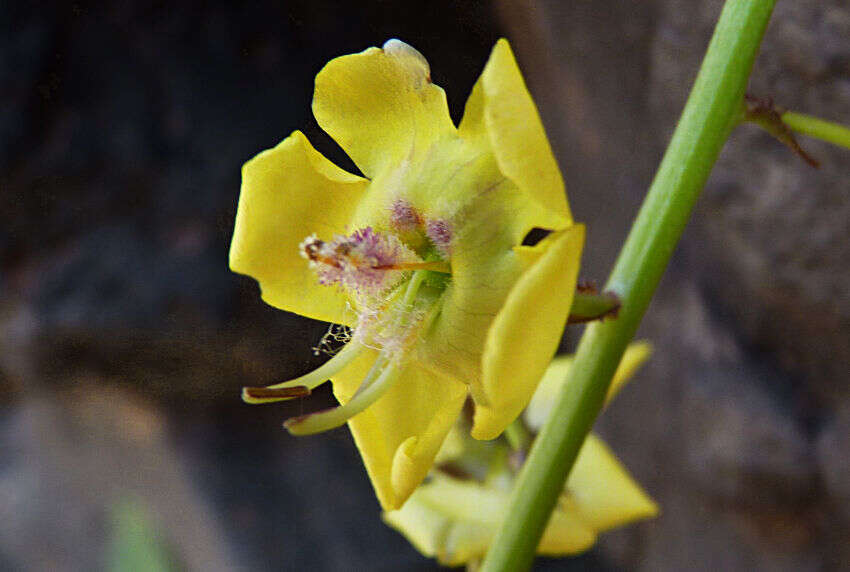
[374,260,451,273]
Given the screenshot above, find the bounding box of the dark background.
[2,1,849,570]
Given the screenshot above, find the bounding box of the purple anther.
[390,199,421,230]
[426,219,452,256]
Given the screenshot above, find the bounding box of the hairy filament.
[284,357,402,435]
[353,270,429,398]
[284,270,434,433]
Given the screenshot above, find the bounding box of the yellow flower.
[229,38,584,510]
[383,343,657,567]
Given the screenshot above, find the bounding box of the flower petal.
[384,480,494,567]
[522,355,574,431]
[313,40,456,179]
[459,38,571,229]
[230,131,368,324]
[537,496,597,555]
[417,175,543,397]
[568,433,658,531]
[440,520,494,566]
[331,356,467,510]
[386,477,497,566]
[472,224,585,440]
[524,342,653,431]
[381,490,450,560]
[385,475,596,565]
[418,476,595,557]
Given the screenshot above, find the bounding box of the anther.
[243,385,311,400]
[390,199,422,230]
[426,219,452,256]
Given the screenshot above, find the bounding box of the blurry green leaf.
[108,499,172,572]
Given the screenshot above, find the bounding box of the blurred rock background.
[1,1,847,570]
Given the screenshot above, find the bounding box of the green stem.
[480,2,776,570]
[782,111,850,150]
[567,291,620,324]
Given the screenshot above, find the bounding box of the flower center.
[299,226,450,300]
[242,220,454,434]
[299,223,453,357]
[283,268,441,435]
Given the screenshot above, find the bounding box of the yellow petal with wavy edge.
[568,433,658,531]
[459,38,570,230]
[405,477,507,566]
[537,496,597,555]
[440,521,493,567]
[381,491,450,560]
[472,224,585,440]
[332,355,467,510]
[433,424,466,464]
[383,481,489,567]
[384,474,596,566]
[524,342,653,431]
[416,170,548,399]
[230,131,367,325]
[312,40,456,179]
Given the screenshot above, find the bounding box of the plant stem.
[480,2,776,570]
[782,111,850,150]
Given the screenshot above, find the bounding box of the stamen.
[426,219,452,257]
[241,339,364,404]
[352,269,428,398]
[283,269,432,434]
[390,199,422,230]
[243,386,310,400]
[284,356,402,435]
[400,269,430,311]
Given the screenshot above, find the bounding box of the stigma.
[300,227,450,298]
